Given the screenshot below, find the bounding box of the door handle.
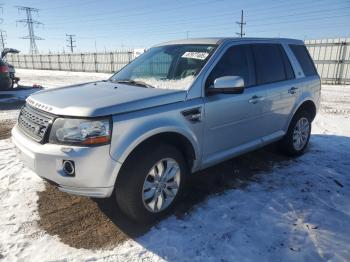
[249,95,264,104]
[181,107,202,122]
[288,87,298,94]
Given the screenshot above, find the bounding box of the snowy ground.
[16,68,110,88]
[0,70,350,261]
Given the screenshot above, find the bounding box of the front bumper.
[11,125,121,198]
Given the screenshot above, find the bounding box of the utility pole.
[66,34,76,53]
[0,4,4,50]
[16,6,44,54]
[236,9,246,38]
[0,4,3,24]
[0,30,6,50]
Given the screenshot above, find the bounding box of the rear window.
[252,44,287,85]
[289,44,317,76]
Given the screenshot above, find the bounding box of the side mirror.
[208,76,245,95]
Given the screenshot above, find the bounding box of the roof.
[153,37,304,47]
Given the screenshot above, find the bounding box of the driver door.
[202,44,266,167]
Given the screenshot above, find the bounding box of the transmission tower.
[236,9,246,38]
[16,6,44,54]
[66,34,76,53]
[0,30,6,50]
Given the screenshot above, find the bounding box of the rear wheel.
[280,111,312,156]
[115,144,188,223]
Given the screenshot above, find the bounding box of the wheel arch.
[114,128,200,173]
[285,99,317,131]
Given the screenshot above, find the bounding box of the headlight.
[49,117,111,146]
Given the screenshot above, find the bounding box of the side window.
[252,44,287,85]
[206,45,255,88]
[289,44,317,76]
[280,47,295,80]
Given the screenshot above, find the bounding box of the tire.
[115,143,188,223]
[280,110,312,156]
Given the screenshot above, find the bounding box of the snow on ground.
[16,69,110,89]
[0,70,350,261]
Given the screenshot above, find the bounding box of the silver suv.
[12,38,320,222]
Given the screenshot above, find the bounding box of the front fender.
[109,101,203,170]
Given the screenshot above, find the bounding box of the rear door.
[202,44,266,167]
[251,43,298,141]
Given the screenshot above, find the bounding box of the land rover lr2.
[12,38,320,223]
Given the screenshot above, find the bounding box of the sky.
[0,0,349,53]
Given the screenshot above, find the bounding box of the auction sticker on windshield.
[182,52,209,60]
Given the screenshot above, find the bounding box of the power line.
[45,0,345,26]
[236,9,246,37]
[16,6,44,54]
[66,34,76,53]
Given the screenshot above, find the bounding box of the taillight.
[0,65,9,73]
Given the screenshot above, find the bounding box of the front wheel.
[115,144,188,223]
[280,111,312,156]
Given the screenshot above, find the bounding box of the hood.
[27,81,187,117]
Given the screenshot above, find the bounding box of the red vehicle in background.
[0,48,20,90]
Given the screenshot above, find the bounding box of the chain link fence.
[5,38,350,85]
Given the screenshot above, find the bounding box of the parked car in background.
[12,37,320,223]
[0,56,11,90]
[0,48,20,89]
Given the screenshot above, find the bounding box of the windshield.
[110,44,216,90]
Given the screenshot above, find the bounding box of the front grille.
[18,105,54,142]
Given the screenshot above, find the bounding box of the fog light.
[62,160,75,176]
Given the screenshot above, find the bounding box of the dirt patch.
[0,100,24,140]
[0,119,16,139]
[37,184,148,250]
[37,145,292,250]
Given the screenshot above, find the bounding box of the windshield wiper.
[114,79,155,88]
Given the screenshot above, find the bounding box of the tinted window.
[280,47,295,80]
[289,44,317,76]
[252,44,286,84]
[206,45,255,88]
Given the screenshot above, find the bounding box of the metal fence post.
[81,53,85,72]
[39,54,43,69]
[48,54,52,70]
[32,54,35,69]
[58,54,61,71]
[24,55,27,69]
[110,52,114,73]
[94,52,98,72]
[335,41,347,85]
[128,51,133,63]
[68,54,72,71]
